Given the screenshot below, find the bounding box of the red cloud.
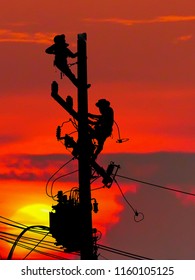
[0,29,56,44]
[85,15,195,26]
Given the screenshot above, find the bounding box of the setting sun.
[11,204,51,226]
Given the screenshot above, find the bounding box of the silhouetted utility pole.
[50,33,115,260]
[77,33,94,260]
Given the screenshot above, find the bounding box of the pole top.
[78,33,87,41]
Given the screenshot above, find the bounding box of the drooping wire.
[114,120,129,143]
[116,174,195,197]
[50,169,78,200]
[114,179,144,222]
[45,157,75,198]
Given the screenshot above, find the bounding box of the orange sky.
[0,0,195,260]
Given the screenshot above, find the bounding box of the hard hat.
[54,34,67,44]
[95,99,110,108]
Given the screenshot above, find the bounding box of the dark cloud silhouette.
[1,152,195,188]
[99,152,195,186]
[0,153,77,181]
[0,134,24,145]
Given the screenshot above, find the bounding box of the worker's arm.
[88,113,100,119]
[45,44,55,54]
[67,48,78,58]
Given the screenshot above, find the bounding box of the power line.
[7,225,50,259]
[98,244,152,260]
[1,236,67,260]
[46,157,75,198]
[0,231,78,259]
[116,174,195,197]
[0,219,48,237]
[0,216,79,259]
[0,231,63,253]
[23,231,50,260]
[0,215,27,229]
[0,215,152,260]
[114,179,137,213]
[0,220,25,230]
[0,232,68,259]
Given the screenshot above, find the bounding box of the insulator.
[66,95,73,108]
[93,201,98,213]
[106,162,115,176]
[92,228,97,234]
[51,81,58,93]
[56,126,61,140]
[64,135,75,148]
[62,195,68,203]
[57,191,63,202]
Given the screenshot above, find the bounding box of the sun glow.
[11,203,51,226]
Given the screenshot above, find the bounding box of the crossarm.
[51,81,78,120]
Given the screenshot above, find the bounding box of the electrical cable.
[116,174,195,197]
[0,219,49,241]
[7,225,50,260]
[99,253,109,260]
[70,118,78,130]
[50,169,78,200]
[114,179,144,222]
[114,120,129,143]
[0,231,63,253]
[0,215,27,228]
[90,175,105,191]
[1,233,79,260]
[98,244,152,260]
[0,221,25,230]
[23,231,50,260]
[3,237,68,259]
[0,229,77,257]
[0,216,80,259]
[45,157,75,198]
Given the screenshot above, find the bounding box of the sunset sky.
[0,0,195,260]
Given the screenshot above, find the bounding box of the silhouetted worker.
[88,99,114,159]
[45,34,79,87]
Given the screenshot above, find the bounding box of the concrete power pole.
[77,33,94,260]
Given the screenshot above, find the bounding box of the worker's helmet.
[95,99,110,108]
[54,34,67,44]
